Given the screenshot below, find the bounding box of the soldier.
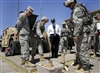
[59,21,70,64]
[63,0,93,73]
[90,13,100,58]
[30,16,49,62]
[93,13,100,61]
[66,20,75,54]
[16,6,35,67]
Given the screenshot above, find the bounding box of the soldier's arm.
[36,22,43,38]
[16,13,26,34]
[90,23,96,37]
[72,7,84,37]
[47,26,50,37]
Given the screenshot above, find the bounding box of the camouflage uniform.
[88,22,95,54]
[31,21,44,56]
[16,13,30,61]
[59,27,70,53]
[71,3,92,69]
[91,19,100,56]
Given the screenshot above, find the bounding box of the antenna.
[40,0,42,18]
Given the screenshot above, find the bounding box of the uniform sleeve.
[72,7,86,37]
[90,23,96,37]
[47,26,50,37]
[58,25,61,36]
[36,22,43,38]
[16,13,26,34]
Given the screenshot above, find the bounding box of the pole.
[40,0,42,18]
[18,0,20,16]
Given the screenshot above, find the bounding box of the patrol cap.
[51,18,55,22]
[63,0,75,7]
[62,21,66,25]
[26,6,34,14]
[41,16,49,22]
[94,13,100,18]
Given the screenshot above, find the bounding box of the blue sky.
[0,0,100,35]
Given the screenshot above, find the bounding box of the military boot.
[91,53,96,59]
[73,64,82,70]
[25,61,36,68]
[65,50,69,54]
[30,56,34,62]
[76,68,89,73]
[98,57,100,61]
[61,53,65,64]
[21,58,26,65]
[39,55,46,62]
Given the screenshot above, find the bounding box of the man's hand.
[16,33,18,36]
[41,37,45,41]
[73,36,78,42]
[95,31,99,36]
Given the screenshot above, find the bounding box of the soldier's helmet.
[62,21,66,25]
[94,13,100,18]
[41,16,49,22]
[26,6,34,14]
[62,21,68,28]
[63,0,75,7]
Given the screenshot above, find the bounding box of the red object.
[5,48,8,53]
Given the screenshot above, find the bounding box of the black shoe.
[55,55,58,58]
[51,55,55,58]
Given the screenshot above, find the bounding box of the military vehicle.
[1,27,21,56]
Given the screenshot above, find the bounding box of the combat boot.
[30,56,34,62]
[91,53,96,59]
[61,53,65,64]
[73,64,82,70]
[98,57,100,61]
[39,55,46,62]
[65,51,68,54]
[21,58,26,65]
[76,68,89,73]
[25,61,36,68]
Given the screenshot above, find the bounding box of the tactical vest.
[71,3,93,25]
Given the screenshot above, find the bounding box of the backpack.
[29,20,40,36]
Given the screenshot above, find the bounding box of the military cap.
[64,0,75,7]
[26,6,34,14]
